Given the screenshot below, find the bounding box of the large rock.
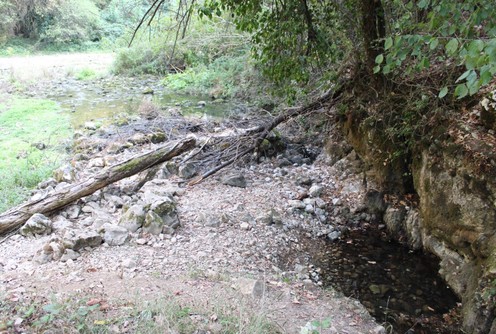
[53,164,76,183]
[20,213,52,237]
[149,198,180,229]
[118,205,146,232]
[236,277,265,298]
[221,173,247,188]
[63,229,102,251]
[101,223,129,246]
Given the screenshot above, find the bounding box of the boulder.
[221,173,247,188]
[63,229,102,251]
[118,205,146,232]
[101,223,129,246]
[20,213,52,237]
[236,278,265,298]
[53,165,75,183]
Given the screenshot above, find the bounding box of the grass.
[0,291,279,333]
[75,68,97,80]
[0,98,71,213]
[0,37,105,57]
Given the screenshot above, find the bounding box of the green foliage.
[75,68,97,80]
[300,318,332,334]
[100,0,154,42]
[39,0,102,45]
[199,0,351,90]
[375,0,496,98]
[0,98,71,213]
[113,45,171,75]
[163,51,256,99]
[0,0,16,39]
[0,292,279,333]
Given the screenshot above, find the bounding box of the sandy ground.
[0,52,115,82]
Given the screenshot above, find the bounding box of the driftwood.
[0,137,196,236]
[189,84,344,185]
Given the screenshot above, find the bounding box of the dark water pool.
[314,227,462,333]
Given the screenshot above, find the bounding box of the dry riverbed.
[0,53,384,333]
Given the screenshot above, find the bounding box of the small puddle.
[313,227,461,333]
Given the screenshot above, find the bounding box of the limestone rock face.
[413,149,496,333]
[343,108,496,333]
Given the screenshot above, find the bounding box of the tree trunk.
[360,0,386,77]
[0,137,196,236]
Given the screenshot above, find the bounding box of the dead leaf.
[99,303,110,311]
[87,298,102,306]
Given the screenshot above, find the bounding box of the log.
[188,84,345,185]
[0,137,196,236]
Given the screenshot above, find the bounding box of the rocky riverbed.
[0,53,462,333]
[0,100,388,333]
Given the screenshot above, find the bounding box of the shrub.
[39,0,103,45]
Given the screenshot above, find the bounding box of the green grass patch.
[0,292,279,333]
[0,98,71,213]
[75,68,97,80]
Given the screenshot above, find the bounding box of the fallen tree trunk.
[0,137,196,236]
[189,84,345,185]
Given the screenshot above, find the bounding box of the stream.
[313,225,461,334]
[33,76,237,128]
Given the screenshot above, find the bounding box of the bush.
[40,0,102,45]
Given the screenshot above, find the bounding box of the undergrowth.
[0,98,71,213]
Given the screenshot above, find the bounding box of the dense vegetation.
[0,0,151,52]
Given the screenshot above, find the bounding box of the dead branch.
[188,84,345,185]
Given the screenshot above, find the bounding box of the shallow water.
[315,227,461,333]
[43,77,234,128]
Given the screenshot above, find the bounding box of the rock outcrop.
[342,99,496,333]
